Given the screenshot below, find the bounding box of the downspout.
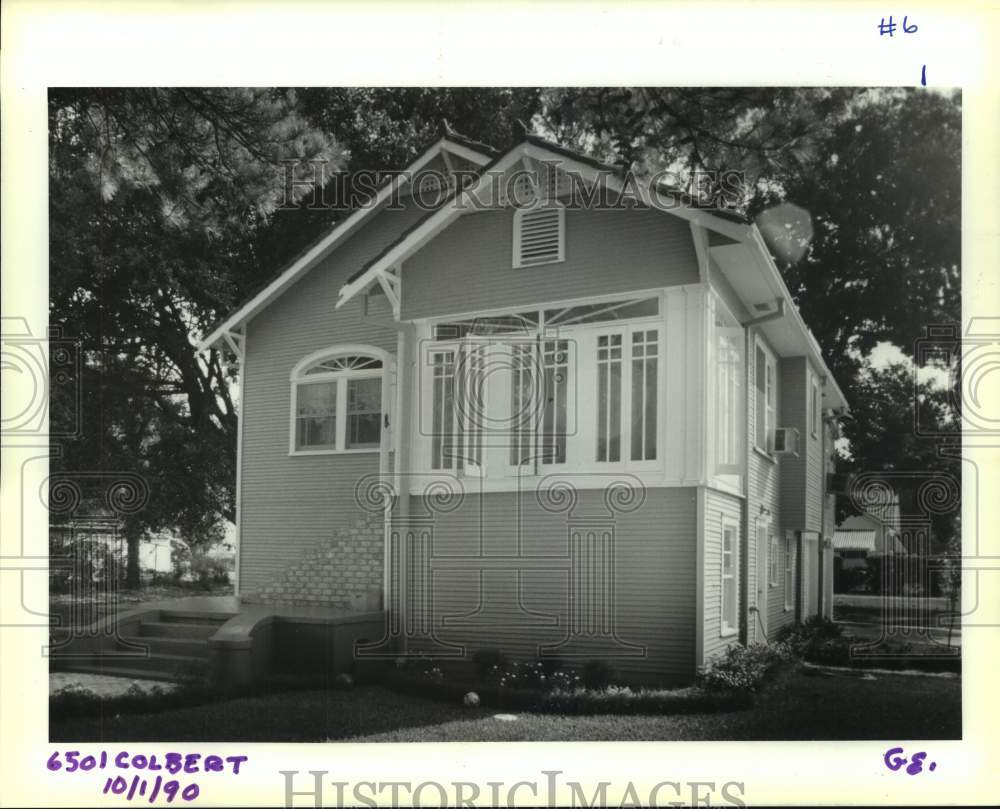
[740,299,785,644]
[389,316,415,649]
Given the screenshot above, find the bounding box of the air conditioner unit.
[772,427,800,456]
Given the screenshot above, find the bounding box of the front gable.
[399,204,700,321]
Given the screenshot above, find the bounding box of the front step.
[52,610,230,684]
[58,652,210,682]
[117,634,209,658]
[138,620,219,640]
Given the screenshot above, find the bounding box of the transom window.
[422,295,661,477]
[291,347,387,454]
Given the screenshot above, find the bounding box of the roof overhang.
[710,228,849,412]
[197,135,492,353]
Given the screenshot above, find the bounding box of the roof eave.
[198,135,494,352]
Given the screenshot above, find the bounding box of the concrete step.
[158,610,231,625]
[138,621,219,640]
[117,634,209,659]
[56,651,209,681]
[52,662,198,684]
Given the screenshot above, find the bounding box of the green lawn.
[50,668,960,743]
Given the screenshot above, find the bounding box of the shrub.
[806,636,851,666]
[189,553,231,590]
[582,659,616,690]
[776,616,842,657]
[697,643,791,692]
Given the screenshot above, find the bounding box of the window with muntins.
[755,341,776,453]
[769,533,780,587]
[784,535,794,610]
[291,349,385,453]
[423,295,661,479]
[721,521,738,635]
[713,299,744,482]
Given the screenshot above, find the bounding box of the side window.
[768,534,780,587]
[291,349,386,454]
[721,520,738,635]
[809,374,820,436]
[755,341,776,453]
[784,535,794,610]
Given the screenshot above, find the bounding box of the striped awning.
[833,529,878,552]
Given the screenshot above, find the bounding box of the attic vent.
[513,205,565,268]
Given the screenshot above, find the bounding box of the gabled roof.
[198,132,494,351]
[335,135,753,309]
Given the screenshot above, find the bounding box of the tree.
[837,362,960,548]
[760,89,961,383]
[49,88,345,586]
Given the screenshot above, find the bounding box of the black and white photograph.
[2,3,997,808]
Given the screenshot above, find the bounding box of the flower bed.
[371,655,753,715]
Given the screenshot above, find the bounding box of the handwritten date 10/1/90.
[884,747,938,775]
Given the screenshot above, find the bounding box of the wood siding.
[402,487,698,684]
[746,331,797,641]
[400,206,699,320]
[779,357,808,530]
[239,201,426,595]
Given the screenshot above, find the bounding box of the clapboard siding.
[804,360,826,533]
[702,487,744,662]
[746,330,796,640]
[239,201,425,596]
[400,206,699,320]
[779,357,808,530]
[404,487,698,684]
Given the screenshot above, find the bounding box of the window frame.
[784,533,794,611]
[754,336,778,457]
[720,515,740,637]
[768,533,780,588]
[712,292,745,485]
[810,372,821,438]
[289,345,392,456]
[417,291,664,479]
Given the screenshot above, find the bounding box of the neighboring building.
[199,131,849,684]
[833,498,907,593]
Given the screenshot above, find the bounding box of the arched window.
[289,346,391,454]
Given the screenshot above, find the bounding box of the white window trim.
[415,291,665,482]
[289,344,393,456]
[810,372,821,438]
[753,335,778,458]
[768,532,780,588]
[784,533,794,611]
[512,201,565,269]
[711,290,745,486]
[720,515,740,637]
